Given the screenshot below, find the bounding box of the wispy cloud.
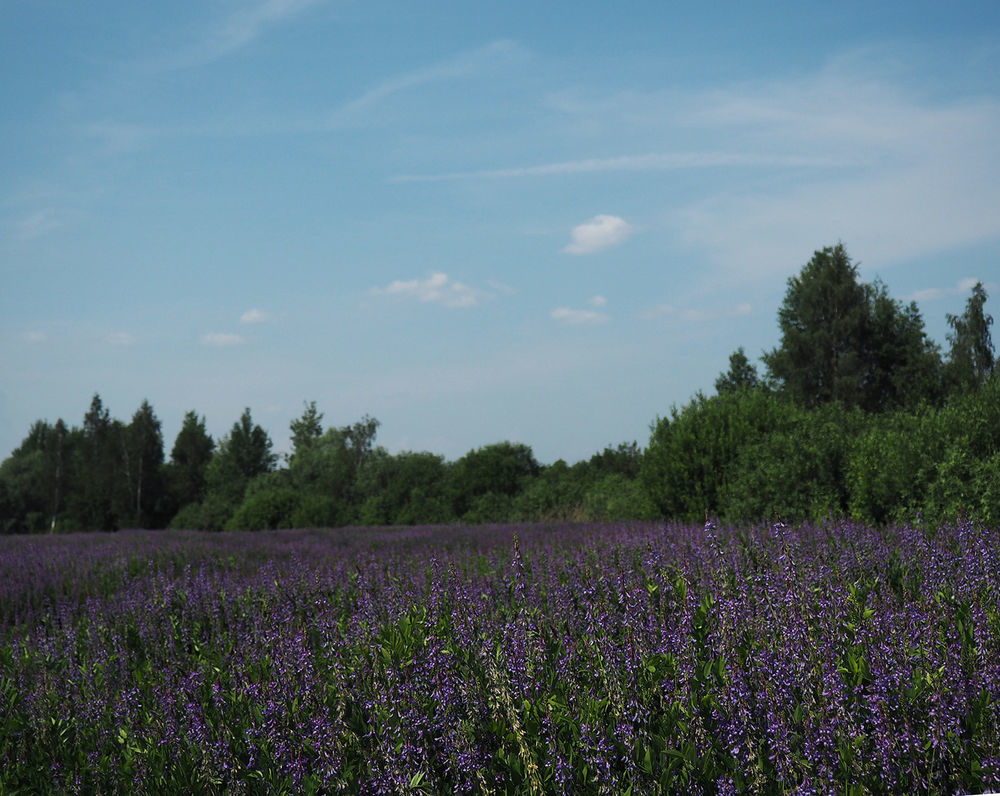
[371,272,485,308]
[487,279,517,296]
[241,308,273,324]
[22,331,47,344]
[668,60,1000,279]
[16,210,60,240]
[149,0,325,71]
[550,307,609,325]
[201,332,246,347]
[588,295,607,308]
[105,332,135,346]
[391,151,843,183]
[902,277,982,303]
[328,40,526,128]
[562,215,634,255]
[640,302,752,322]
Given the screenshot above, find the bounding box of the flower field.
[2,520,999,794]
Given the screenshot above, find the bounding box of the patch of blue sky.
[2,0,999,462]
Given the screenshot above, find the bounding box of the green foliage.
[166,501,206,530]
[67,394,122,531]
[450,442,540,518]
[722,401,867,522]
[583,473,658,521]
[355,450,453,525]
[288,400,324,456]
[511,459,589,521]
[290,493,347,528]
[641,388,792,521]
[763,244,941,411]
[120,400,165,528]
[0,419,72,533]
[227,486,299,531]
[164,411,214,519]
[461,491,515,523]
[715,347,760,394]
[588,441,643,479]
[763,244,870,408]
[200,408,277,530]
[847,376,1000,525]
[945,281,996,394]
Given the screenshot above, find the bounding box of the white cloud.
[550,307,609,325]
[562,215,634,255]
[201,332,245,346]
[241,308,273,324]
[16,210,60,240]
[372,272,484,308]
[22,331,47,343]
[105,332,135,346]
[588,295,607,307]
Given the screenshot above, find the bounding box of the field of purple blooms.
[2,520,999,794]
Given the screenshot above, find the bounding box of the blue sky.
[3,1,1000,464]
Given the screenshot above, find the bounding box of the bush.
[226,488,298,531]
[583,474,658,521]
[641,388,792,521]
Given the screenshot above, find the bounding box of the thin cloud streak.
[391,151,851,183]
[151,0,326,71]
[328,40,526,128]
[16,210,60,240]
[640,302,752,322]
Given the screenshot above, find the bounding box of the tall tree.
[120,400,165,528]
[289,401,324,458]
[0,419,71,533]
[763,244,942,411]
[715,347,761,394]
[166,411,215,510]
[863,283,942,409]
[763,244,870,408]
[71,394,120,531]
[945,281,995,394]
[202,408,277,528]
[343,415,380,473]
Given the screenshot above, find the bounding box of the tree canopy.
[762,244,941,411]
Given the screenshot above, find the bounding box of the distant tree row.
[1,243,996,532]
[0,396,650,533]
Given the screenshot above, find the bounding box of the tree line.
[0,395,650,533]
[1,243,996,533]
